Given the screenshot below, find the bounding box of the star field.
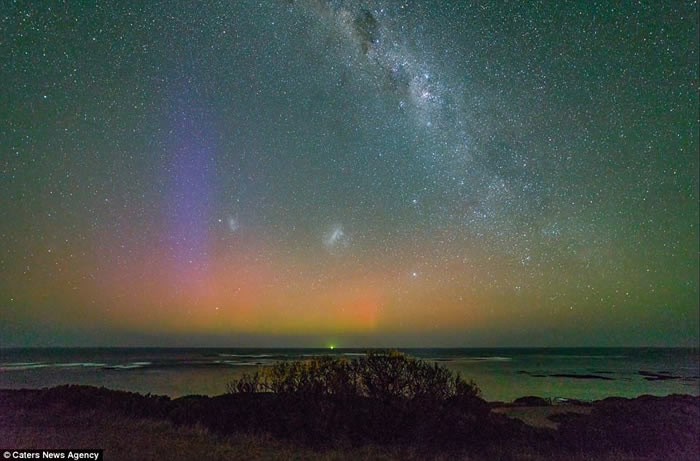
[0,0,697,346]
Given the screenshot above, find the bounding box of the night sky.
[1,1,698,347]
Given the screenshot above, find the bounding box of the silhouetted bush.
[226,350,480,402]
[513,396,551,407]
[221,351,489,446]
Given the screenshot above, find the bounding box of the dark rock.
[639,370,682,381]
[518,370,548,377]
[513,396,551,407]
[550,373,613,380]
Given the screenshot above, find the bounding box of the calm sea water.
[1,348,698,402]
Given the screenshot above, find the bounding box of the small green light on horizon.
[329,345,335,350]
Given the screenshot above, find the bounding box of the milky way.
[0,0,697,346]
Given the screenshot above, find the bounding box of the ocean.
[1,348,697,402]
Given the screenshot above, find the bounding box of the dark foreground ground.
[1,386,698,460]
